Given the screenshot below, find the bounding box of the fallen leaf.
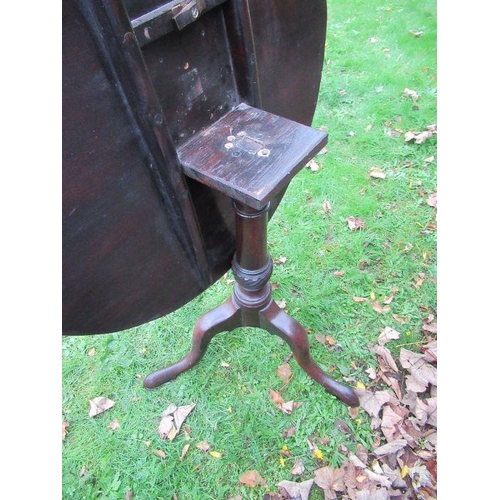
[109,419,120,430]
[239,470,267,488]
[306,159,321,172]
[280,400,302,415]
[381,406,404,441]
[274,256,287,265]
[368,167,386,179]
[322,200,332,212]
[283,426,296,438]
[270,389,285,405]
[276,298,287,310]
[291,459,305,475]
[392,313,408,323]
[209,450,222,459]
[409,29,424,37]
[405,124,437,144]
[427,192,437,208]
[414,396,437,427]
[413,273,426,289]
[400,348,437,391]
[179,444,190,461]
[196,440,211,452]
[371,300,390,314]
[125,489,134,500]
[277,363,293,384]
[159,402,196,441]
[88,397,115,417]
[325,335,336,346]
[88,347,96,356]
[79,465,86,477]
[62,420,69,440]
[370,345,399,373]
[333,270,345,277]
[220,361,230,368]
[355,389,392,418]
[378,326,401,345]
[346,216,365,231]
[154,449,166,459]
[314,466,345,498]
[353,296,368,302]
[372,438,407,457]
[403,88,419,104]
[278,479,314,500]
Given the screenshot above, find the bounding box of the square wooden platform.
[177,103,328,209]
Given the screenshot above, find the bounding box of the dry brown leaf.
[346,216,365,231]
[62,420,69,440]
[353,296,368,302]
[370,345,399,373]
[109,419,120,431]
[270,389,285,405]
[371,300,390,314]
[159,402,196,441]
[322,200,332,212]
[414,396,437,427]
[88,347,96,357]
[409,29,424,37]
[427,192,437,208]
[279,400,302,415]
[368,167,386,179]
[400,348,437,390]
[381,405,404,442]
[372,438,407,457]
[291,459,305,476]
[325,335,336,346]
[196,440,211,452]
[88,397,115,417]
[283,426,296,438]
[276,298,287,310]
[392,313,408,323]
[125,490,134,500]
[277,363,293,384]
[422,317,438,336]
[378,327,401,345]
[333,270,345,277]
[405,124,437,144]
[278,479,314,500]
[356,389,392,418]
[314,466,345,498]
[179,444,190,461]
[422,340,437,362]
[349,453,366,469]
[315,333,327,345]
[413,273,426,289]
[306,159,321,172]
[239,470,267,488]
[154,449,166,459]
[274,256,287,265]
[403,88,419,103]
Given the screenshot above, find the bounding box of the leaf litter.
[158,402,196,441]
[250,324,437,499]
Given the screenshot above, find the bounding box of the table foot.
[143,297,241,388]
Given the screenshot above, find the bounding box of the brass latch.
[131,0,226,48]
[172,0,206,30]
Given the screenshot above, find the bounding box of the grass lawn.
[62,0,437,498]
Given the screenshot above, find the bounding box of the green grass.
[62,0,437,497]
